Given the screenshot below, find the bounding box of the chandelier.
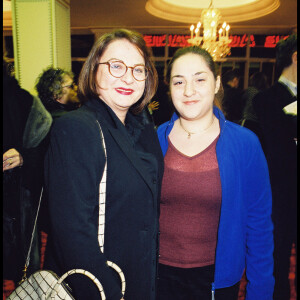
[188,0,231,60]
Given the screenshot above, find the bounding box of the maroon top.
[159,135,222,268]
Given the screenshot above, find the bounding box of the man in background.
[253,34,297,300]
[34,67,81,237]
[35,67,80,120]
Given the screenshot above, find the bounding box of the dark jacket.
[157,107,274,299]
[47,101,81,121]
[252,82,297,239]
[222,84,244,123]
[44,98,164,300]
[38,101,80,234]
[3,65,52,281]
[241,87,264,142]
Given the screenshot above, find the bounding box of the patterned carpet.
[3,233,297,299]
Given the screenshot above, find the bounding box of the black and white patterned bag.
[7,121,125,300]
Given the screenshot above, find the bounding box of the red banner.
[143,34,289,48]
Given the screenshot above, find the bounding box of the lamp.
[188,0,231,60]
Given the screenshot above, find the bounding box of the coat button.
[153,179,157,184]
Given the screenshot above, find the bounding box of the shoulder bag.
[7,120,126,300]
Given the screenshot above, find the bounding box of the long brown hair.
[78,29,158,114]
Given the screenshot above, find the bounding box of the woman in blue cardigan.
[156,46,274,300]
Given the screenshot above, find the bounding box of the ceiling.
[3,0,297,36]
[70,0,297,35]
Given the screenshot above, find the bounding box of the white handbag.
[7,121,126,300]
[7,269,105,300]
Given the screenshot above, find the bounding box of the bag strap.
[96,120,126,296]
[96,120,107,253]
[50,269,106,300]
[50,121,125,299]
[19,187,43,284]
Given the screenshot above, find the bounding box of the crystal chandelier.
[188,0,231,60]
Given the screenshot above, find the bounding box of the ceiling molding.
[145,0,280,23]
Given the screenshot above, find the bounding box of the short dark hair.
[249,72,269,91]
[275,34,297,73]
[35,66,74,111]
[222,69,240,85]
[78,29,158,114]
[164,46,222,111]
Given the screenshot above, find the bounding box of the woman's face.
[170,53,220,121]
[96,39,146,119]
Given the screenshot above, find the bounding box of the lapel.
[276,82,297,107]
[86,98,156,197]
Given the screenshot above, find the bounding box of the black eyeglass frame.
[98,60,149,82]
[62,82,76,89]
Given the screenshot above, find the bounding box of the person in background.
[241,71,269,141]
[253,34,297,300]
[221,69,244,123]
[3,58,52,284]
[34,67,81,238]
[43,29,164,300]
[35,66,80,120]
[157,46,274,299]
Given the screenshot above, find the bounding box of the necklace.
[179,117,215,139]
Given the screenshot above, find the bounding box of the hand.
[148,101,159,112]
[3,148,24,172]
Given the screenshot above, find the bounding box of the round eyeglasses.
[98,60,148,81]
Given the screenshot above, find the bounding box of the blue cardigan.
[157,106,274,299]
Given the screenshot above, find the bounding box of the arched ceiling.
[145,0,280,23]
[3,0,297,36]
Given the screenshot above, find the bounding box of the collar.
[278,76,297,97]
[84,98,148,143]
[47,101,79,113]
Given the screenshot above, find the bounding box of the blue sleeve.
[244,137,274,299]
[157,122,169,156]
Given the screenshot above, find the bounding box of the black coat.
[44,98,164,300]
[222,84,244,123]
[252,82,297,240]
[3,64,52,281]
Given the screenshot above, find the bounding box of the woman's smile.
[115,87,134,95]
[183,100,199,105]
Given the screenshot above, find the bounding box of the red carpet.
[3,234,297,299]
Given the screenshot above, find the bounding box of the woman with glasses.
[44,29,164,300]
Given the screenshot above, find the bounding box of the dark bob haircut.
[78,29,158,114]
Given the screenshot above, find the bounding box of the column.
[11,0,71,95]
